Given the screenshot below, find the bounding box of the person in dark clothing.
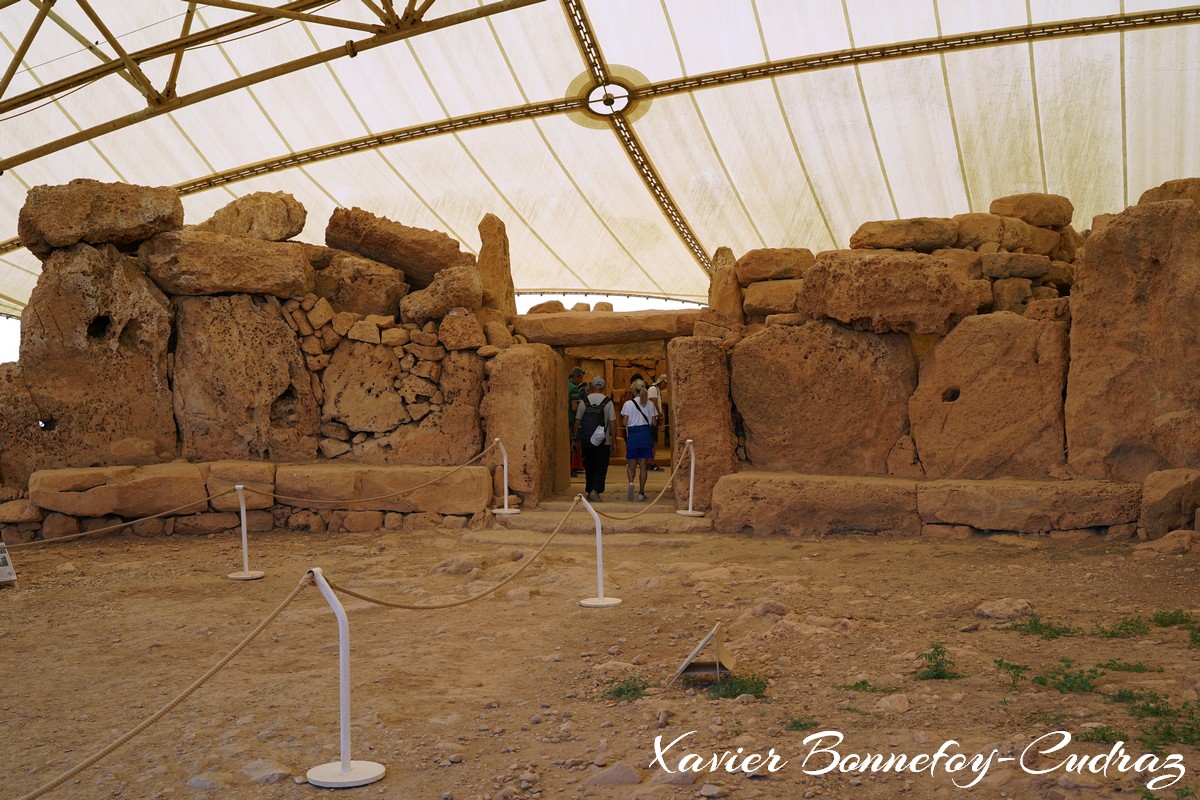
[568,367,585,476]
[572,376,615,501]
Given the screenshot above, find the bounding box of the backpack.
[578,395,611,444]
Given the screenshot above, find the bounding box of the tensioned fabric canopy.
[1,0,1198,319]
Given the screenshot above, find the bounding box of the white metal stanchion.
[228,484,264,580]
[306,568,386,789]
[676,439,705,517]
[492,437,520,516]
[578,494,621,608]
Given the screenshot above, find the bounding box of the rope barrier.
[324,495,580,610]
[5,488,237,550]
[15,573,314,800]
[242,439,499,504]
[590,444,690,521]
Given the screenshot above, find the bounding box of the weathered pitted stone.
[1138,177,1200,206]
[513,310,699,346]
[1051,225,1083,263]
[527,300,566,314]
[734,248,815,285]
[18,179,183,259]
[708,247,744,322]
[439,311,486,350]
[20,244,176,472]
[1066,201,1200,480]
[991,278,1032,315]
[909,313,1068,479]
[140,230,314,297]
[314,251,407,316]
[668,337,738,511]
[399,265,483,324]
[730,322,916,474]
[174,295,318,460]
[712,472,919,536]
[918,478,1140,532]
[1138,469,1200,540]
[849,218,957,252]
[371,351,484,465]
[954,213,1059,256]
[0,364,62,486]
[325,206,474,290]
[742,279,804,317]
[477,214,517,322]
[988,193,1074,228]
[480,344,560,506]
[192,191,306,241]
[29,463,209,517]
[321,340,407,433]
[206,460,276,512]
[692,307,742,341]
[797,250,978,335]
[1024,297,1071,322]
[980,252,1051,279]
[0,499,43,523]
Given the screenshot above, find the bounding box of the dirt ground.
[4,517,1199,800]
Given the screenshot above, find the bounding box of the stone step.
[533,493,674,514]
[491,504,711,535]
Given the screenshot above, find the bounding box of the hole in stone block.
[87,315,112,339]
[38,418,57,431]
[942,387,960,403]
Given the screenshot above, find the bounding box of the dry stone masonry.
[4,178,1200,546]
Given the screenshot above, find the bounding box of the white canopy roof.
[1,0,1198,318]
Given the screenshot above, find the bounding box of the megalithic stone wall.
[667,336,737,512]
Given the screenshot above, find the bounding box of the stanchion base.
[580,596,622,608]
[228,570,265,581]
[307,760,386,788]
[675,510,706,518]
[492,508,521,516]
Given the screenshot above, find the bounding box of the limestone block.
[909,313,1068,479]
[346,319,381,343]
[341,510,384,532]
[308,297,336,329]
[1024,298,1071,322]
[734,247,815,285]
[275,463,490,514]
[992,277,1032,314]
[0,499,43,523]
[321,340,407,433]
[140,230,315,297]
[439,312,487,350]
[1051,225,1082,263]
[172,512,240,536]
[479,345,560,505]
[314,251,407,316]
[192,191,306,241]
[849,218,957,252]
[42,513,81,539]
[512,310,699,346]
[989,193,1074,228]
[1138,177,1200,206]
[399,265,483,324]
[797,250,978,335]
[1138,469,1200,540]
[742,279,804,317]
[370,352,485,466]
[931,247,983,279]
[527,300,566,314]
[0,363,64,486]
[18,179,183,259]
[477,214,517,322]
[483,320,515,347]
[730,322,915,474]
[206,460,276,511]
[173,295,318,461]
[1066,201,1200,480]
[712,472,919,536]
[692,308,742,341]
[29,463,209,518]
[708,247,744,322]
[325,206,474,290]
[954,213,1059,256]
[917,479,1141,532]
[980,253,1051,279]
[667,337,738,511]
[19,244,176,473]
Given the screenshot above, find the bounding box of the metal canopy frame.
[1,2,1199,307]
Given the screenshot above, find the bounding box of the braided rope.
[244,439,499,504]
[15,574,313,800]
[324,495,580,610]
[6,488,237,550]
[592,442,691,521]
